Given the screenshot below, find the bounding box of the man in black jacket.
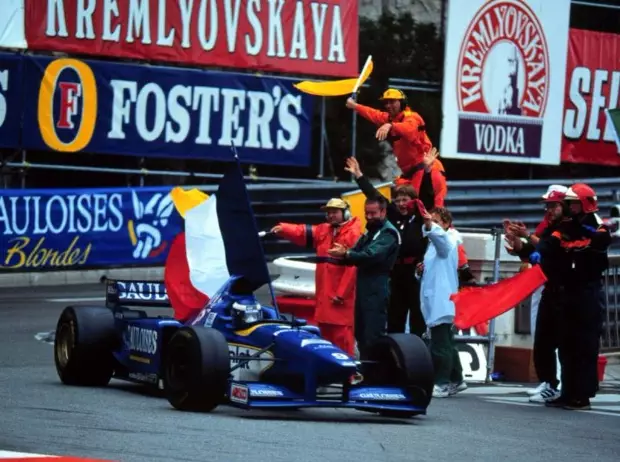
[345,156,432,337]
[513,184,611,410]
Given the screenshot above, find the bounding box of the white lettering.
[193,87,220,144]
[310,3,328,61]
[267,0,285,58]
[245,0,262,56]
[563,67,590,139]
[219,89,246,147]
[246,91,274,149]
[198,0,218,51]
[102,0,121,42]
[474,123,525,155]
[136,83,167,141]
[277,93,302,150]
[0,70,7,128]
[76,0,96,40]
[587,70,609,141]
[179,0,195,48]
[289,1,307,60]
[224,0,242,52]
[46,0,69,38]
[108,80,138,140]
[156,0,175,46]
[166,85,193,143]
[127,326,158,355]
[0,193,125,235]
[327,5,345,63]
[126,0,152,44]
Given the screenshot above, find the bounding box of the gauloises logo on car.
[37,58,97,153]
[456,0,550,158]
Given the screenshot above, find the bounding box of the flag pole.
[229,142,281,316]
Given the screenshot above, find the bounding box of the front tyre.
[54,306,117,386]
[163,326,230,412]
[366,333,435,417]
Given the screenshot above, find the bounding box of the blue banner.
[20,54,314,166]
[0,186,183,271]
[0,52,23,149]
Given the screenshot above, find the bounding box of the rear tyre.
[163,326,230,412]
[54,306,117,386]
[365,333,435,417]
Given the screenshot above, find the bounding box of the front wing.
[226,381,427,414]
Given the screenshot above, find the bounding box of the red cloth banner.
[451,265,547,330]
[561,28,620,166]
[24,0,359,78]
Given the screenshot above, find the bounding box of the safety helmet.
[541,190,566,204]
[379,88,407,101]
[541,184,568,200]
[231,301,263,327]
[564,183,599,213]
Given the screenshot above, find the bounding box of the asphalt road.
[1,284,619,462]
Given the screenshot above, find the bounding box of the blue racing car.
[53,275,435,418]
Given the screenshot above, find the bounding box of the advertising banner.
[0,0,26,49]
[439,0,572,165]
[24,0,359,78]
[561,29,620,166]
[0,52,24,148]
[0,186,183,272]
[20,54,313,166]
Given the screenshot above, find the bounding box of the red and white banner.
[24,0,358,78]
[0,0,26,49]
[561,28,620,166]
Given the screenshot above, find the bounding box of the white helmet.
[541,184,568,200]
[232,301,263,326]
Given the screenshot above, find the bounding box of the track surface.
[1,285,619,462]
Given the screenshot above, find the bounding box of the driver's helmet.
[231,301,263,328]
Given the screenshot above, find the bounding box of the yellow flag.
[170,187,209,218]
[294,57,374,97]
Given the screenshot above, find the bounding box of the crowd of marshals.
[273,87,611,405]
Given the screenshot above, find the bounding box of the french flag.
[164,160,271,321]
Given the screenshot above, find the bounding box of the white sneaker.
[449,381,468,395]
[433,384,450,398]
[529,384,561,403]
[527,382,548,396]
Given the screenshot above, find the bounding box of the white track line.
[45,297,104,303]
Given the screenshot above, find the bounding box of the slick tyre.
[163,326,230,412]
[366,333,435,417]
[54,306,117,387]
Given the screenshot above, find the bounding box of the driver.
[231,299,263,329]
[271,199,361,356]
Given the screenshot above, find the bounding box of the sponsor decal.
[301,339,332,347]
[126,326,158,355]
[250,389,284,398]
[228,343,274,381]
[331,352,349,360]
[358,393,406,401]
[128,372,159,385]
[117,281,168,302]
[204,312,218,328]
[230,383,249,404]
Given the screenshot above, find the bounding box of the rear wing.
[105,278,171,309]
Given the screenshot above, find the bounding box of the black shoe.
[563,399,591,411]
[545,395,570,408]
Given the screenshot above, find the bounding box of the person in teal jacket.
[328,195,401,360]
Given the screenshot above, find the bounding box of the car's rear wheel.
[54,306,117,386]
[364,333,435,417]
[163,326,230,412]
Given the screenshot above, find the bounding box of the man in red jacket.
[271,199,361,356]
[346,89,447,206]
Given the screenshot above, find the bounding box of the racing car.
[53,275,435,417]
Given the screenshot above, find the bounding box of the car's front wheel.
[163,326,230,412]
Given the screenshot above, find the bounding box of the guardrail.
[603,255,620,352]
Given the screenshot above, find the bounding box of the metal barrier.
[603,254,620,352]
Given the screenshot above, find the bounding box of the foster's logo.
[38,58,97,153]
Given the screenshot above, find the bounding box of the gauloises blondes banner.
[24,0,359,78]
[561,29,620,167]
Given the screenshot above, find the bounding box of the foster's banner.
[0,52,24,149]
[24,0,358,78]
[561,29,620,167]
[440,0,572,165]
[0,186,183,271]
[20,54,313,166]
